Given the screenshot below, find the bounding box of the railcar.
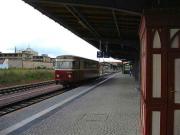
[55,55,100,86]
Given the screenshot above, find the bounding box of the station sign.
[97,51,110,58]
[103,52,110,58]
[97,51,103,58]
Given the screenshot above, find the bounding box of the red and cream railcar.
[55,55,100,86]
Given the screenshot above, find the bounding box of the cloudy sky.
[0,0,120,62]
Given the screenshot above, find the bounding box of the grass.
[0,69,54,88]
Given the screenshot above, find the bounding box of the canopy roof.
[23,0,180,60]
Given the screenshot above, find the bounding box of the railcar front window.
[55,61,79,69]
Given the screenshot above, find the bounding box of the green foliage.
[0,69,54,86]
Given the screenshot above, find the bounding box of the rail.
[0,80,55,95]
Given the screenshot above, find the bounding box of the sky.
[0,0,120,62]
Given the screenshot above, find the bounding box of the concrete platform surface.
[0,73,140,135]
[21,73,140,135]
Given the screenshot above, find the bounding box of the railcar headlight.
[68,74,72,78]
[56,74,60,78]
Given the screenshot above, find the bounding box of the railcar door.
[167,53,180,135]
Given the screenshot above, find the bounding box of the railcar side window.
[72,61,80,69]
[84,61,98,69]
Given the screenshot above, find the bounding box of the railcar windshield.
[55,61,79,69]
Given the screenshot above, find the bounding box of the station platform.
[0,73,140,135]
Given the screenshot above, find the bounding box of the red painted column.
[139,11,180,135]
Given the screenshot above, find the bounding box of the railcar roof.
[56,55,98,62]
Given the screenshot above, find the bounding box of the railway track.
[0,89,66,116]
[0,80,55,95]
[0,80,64,116]
[0,74,112,117]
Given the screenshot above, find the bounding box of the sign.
[103,52,110,58]
[97,51,110,58]
[97,51,103,58]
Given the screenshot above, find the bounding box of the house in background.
[33,54,51,62]
[0,52,33,61]
[0,48,55,69]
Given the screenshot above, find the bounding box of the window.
[84,61,98,69]
[72,61,80,69]
[55,61,79,69]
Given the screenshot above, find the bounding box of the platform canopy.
[23,0,180,60]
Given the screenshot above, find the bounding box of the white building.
[0,59,8,69]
